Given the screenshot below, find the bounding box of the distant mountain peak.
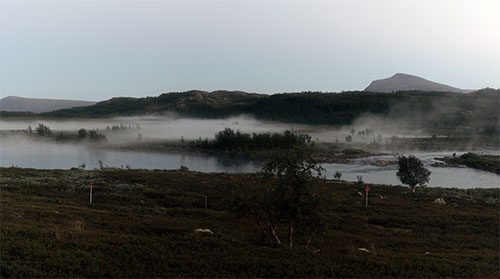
[365,73,472,93]
[392,73,411,77]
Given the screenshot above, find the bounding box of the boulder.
[433,198,447,205]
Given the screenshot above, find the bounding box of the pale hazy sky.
[1,0,499,101]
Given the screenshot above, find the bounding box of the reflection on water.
[321,163,499,189]
[0,139,259,173]
[0,139,497,189]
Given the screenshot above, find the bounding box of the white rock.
[358,248,370,253]
[193,228,213,234]
[433,198,447,205]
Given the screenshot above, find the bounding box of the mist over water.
[0,114,427,143]
[1,116,498,188]
[1,115,310,140]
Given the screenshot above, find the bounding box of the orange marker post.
[364,184,371,209]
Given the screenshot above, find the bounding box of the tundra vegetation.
[0,90,498,277]
[0,167,498,277]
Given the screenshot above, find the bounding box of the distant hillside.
[37,89,500,136]
[365,73,472,93]
[0,96,96,113]
[472,87,500,95]
[43,90,266,118]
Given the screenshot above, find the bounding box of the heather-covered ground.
[1,168,498,277]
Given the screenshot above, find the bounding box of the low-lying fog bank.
[0,114,431,144]
[1,113,496,156]
[1,115,498,188]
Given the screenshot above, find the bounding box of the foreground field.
[0,168,498,277]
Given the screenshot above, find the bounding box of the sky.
[0,0,499,101]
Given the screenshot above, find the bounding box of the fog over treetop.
[3,88,497,137]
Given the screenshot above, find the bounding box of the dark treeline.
[193,128,313,152]
[3,89,499,135]
[244,90,500,134]
[244,91,392,125]
[0,111,36,117]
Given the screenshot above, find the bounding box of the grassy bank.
[436,153,500,174]
[1,168,498,277]
[111,140,378,163]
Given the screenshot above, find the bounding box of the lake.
[0,138,498,188]
[1,117,498,188]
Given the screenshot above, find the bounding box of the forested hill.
[7,89,500,135]
[40,90,266,118]
[244,90,499,134]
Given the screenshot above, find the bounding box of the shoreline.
[1,166,498,190]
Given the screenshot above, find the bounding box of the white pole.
[90,183,93,204]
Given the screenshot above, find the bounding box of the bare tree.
[234,147,326,249]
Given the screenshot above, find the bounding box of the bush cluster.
[194,128,313,152]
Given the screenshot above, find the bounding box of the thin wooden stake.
[89,183,93,204]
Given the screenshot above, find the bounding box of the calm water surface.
[1,139,497,189]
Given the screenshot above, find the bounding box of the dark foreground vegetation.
[437,153,500,174]
[1,168,498,277]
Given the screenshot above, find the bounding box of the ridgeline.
[2,89,499,135]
